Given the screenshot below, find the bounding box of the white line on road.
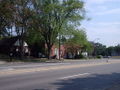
[59,73,90,80]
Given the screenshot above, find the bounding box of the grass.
[0,54,48,63]
[6,58,49,63]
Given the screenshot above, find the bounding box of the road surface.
[0,59,120,90]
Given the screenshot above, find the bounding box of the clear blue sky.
[81,0,120,47]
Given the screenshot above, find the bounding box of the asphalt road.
[0,59,120,90]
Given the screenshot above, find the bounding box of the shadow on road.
[34,73,120,90]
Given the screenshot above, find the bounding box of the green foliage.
[31,0,85,59]
[90,43,120,57]
[75,54,84,59]
[0,0,15,37]
[83,41,93,53]
[68,30,87,44]
[92,42,106,56]
[0,0,86,59]
[65,29,92,53]
[106,45,120,56]
[96,55,102,59]
[26,29,44,45]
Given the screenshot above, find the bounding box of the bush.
[75,54,84,59]
[96,55,102,59]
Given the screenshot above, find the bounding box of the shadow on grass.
[0,58,49,63]
[34,73,120,90]
[0,53,48,63]
[0,57,61,63]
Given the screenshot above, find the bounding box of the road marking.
[59,73,90,80]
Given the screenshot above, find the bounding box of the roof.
[14,40,28,46]
[0,36,28,47]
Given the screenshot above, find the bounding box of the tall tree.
[32,0,85,59]
[13,0,33,59]
[65,29,91,58]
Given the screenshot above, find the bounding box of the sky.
[81,0,120,47]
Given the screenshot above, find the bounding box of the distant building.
[50,44,85,59]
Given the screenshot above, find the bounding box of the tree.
[106,45,120,56]
[0,0,15,38]
[65,29,91,58]
[32,0,85,59]
[0,0,86,60]
[114,45,120,55]
[13,0,33,59]
[92,42,106,56]
[0,0,34,59]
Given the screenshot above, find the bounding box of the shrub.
[96,55,102,59]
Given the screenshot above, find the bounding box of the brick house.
[50,45,65,59]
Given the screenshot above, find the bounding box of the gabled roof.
[14,40,28,46]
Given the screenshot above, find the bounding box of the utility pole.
[58,33,61,60]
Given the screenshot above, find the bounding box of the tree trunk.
[58,34,61,60]
[19,26,24,60]
[47,45,51,60]
[19,37,24,60]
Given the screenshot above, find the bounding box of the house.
[51,45,65,59]
[50,44,83,59]
[0,36,30,57]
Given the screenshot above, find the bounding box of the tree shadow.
[34,73,120,90]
